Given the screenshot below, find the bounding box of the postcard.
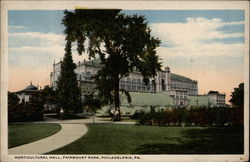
[1,0,249,162]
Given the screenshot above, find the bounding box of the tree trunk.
[113,74,121,120]
[92,113,95,124]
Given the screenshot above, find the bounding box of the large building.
[50,58,226,109]
[50,58,198,95]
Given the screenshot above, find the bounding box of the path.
[8,115,135,154]
[8,123,87,155]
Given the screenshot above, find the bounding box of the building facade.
[170,73,198,96]
[49,59,228,108]
[207,91,227,107]
[50,59,198,98]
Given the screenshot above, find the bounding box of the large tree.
[62,9,161,119]
[56,40,82,115]
[229,83,244,126]
[229,83,244,107]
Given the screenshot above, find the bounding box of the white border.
[1,1,249,162]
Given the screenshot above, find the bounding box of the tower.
[165,66,171,91]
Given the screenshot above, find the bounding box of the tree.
[8,92,44,122]
[25,93,44,121]
[8,92,21,122]
[229,83,244,126]
[42,85,57,113]
[56,40,82,116]
[229,83,244,107]
[62,9,161,119]
[83,93,102,124]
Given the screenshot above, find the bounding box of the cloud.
[150,17,245,103]
[9,45,64,68]
[9,37,88,69]
[224,21,244,26]
[156,43,244,59]
[150,17,244,47]
[150,17,244,61]
[9,32,65,47]
[9,31,66,68]
[9,25,26,29]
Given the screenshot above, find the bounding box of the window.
[161,79,165,91]
[152,80,156,92]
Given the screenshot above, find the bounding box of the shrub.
[8,92,44,123]
[133,106,237,127]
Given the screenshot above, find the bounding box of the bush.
[133,106,238,127]
[131,110,141,119]
[8,92,44,123]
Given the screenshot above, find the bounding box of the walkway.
[8,123,87,155]
[8,115,135,155]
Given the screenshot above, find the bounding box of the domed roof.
[24,82,38,91]
[170,73,195,83]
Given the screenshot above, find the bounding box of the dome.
[170,73,194,82]
[24,82,38,90]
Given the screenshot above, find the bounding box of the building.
[14,82,40,103]
[207,90,227,107]
[50,58,198,96]
[170,73,198,96]
[166,90,189,107]
[50,58,226,109]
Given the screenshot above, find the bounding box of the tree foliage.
[62,9,161,119]
[56,40,82,115]
[42,85,57,113]
[133,106,240,126]
[8,92,44,123]
[83,93,102,123]
[229,83,244,126]
[229,83,244,107]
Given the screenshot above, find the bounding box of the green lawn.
[8,123,61,148]
[49,124,243,154]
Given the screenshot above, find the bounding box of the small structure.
[207,91,227,107]
[14,82,39,103]
[166,90,189,107]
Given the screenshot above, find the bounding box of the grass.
[49,124,243,154]
[8,123,61,148]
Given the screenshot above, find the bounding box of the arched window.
[137,79,142,91]
[126,78,131,90]
[161,79,166,91]
[126,78,131,82]
[152,80,156,92]
[132,78,136,91]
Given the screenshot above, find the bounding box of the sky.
[8,10,245,103]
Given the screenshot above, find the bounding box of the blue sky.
[8,10,245,102]
[9,10,244,32]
